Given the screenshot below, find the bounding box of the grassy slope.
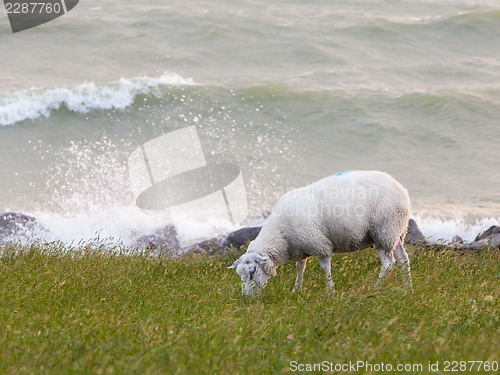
[0,242,498,374]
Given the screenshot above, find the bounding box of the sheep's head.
[228,253,275,297]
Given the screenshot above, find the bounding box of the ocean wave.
[413,213,500,243]
[0,73,195,127]
[394,89,493,113]
[436,9,500,31]
[2,70,498,128]
[342,9,500,37]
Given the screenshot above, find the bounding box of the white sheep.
[229,171,412,297]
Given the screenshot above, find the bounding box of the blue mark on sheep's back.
[334,171,352,177]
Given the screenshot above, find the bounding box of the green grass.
[0,241,498,374]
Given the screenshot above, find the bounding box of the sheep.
[229,171,412,297]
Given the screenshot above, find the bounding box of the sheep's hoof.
[292,285,302,293]
[404,285,414,294]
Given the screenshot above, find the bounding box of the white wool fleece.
[231,171,411,295]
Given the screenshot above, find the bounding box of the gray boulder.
[451,235,464,245]
[133,225,230,255]
[133,224,180,251]
[468,228,500,250]
[446,225,500,250]
[189,235,226,254]
[0,212,46,238]
[221,226,262,250]
[474,226,500,242]
[404,219,427,244]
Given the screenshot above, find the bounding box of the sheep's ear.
[255,255,276,276]
[228,258,241,269]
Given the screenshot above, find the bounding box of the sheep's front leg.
[318,256,333,289]
[393,240,413,291]
[293,259,307,292]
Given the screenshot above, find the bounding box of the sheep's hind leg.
[318,256,334,290]
[375,248,396,287]
[393,240,413,291]
[293,259,307,292]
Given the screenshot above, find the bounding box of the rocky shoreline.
[1,211,499,254]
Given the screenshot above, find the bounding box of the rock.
[133,224,180,251]
[189,235,226,254]
[451,235,464,245]
[134,211,270,254]
[185,225,264,254]
[404,219,427,244]
[221,226,262,250]
[467,233,500,250]
[133,225,231,255]
[0,212,46,238]
[474,226,500,242]
[456,225,500,250]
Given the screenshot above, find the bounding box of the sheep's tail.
[400,224,408,244]
[400,208,411,245]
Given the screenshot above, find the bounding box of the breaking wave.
[413,213,500,243]
[0,73,195,126]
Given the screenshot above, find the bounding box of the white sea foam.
[412,213,500,243]
[0,73,195,126]
[0,134,241,249]
[31,207,173,246]
[27,208,237,250]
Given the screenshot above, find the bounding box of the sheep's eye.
[249,267,256,280]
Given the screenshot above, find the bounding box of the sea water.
[0,0,499,244]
